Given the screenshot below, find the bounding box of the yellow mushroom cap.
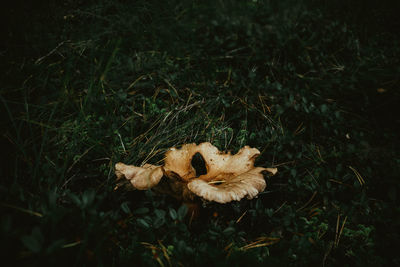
[164,142,277,203]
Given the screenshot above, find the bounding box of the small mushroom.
[115,142,277,203]
[115,162,163,190]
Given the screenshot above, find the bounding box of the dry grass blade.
[309,207,320,218]
[1,203,43,217]
[335,214,340,247]
[224,242,233,251]
[62,240,82,248]
[329,179,353,188]
[272,160,296,167]
[163,78,180,100]
[67,145,95,173]
[239,236,280,251]
[158,240,172,267]
[258,94,272,114]
[141,242,166,267]
[337,216,347,248]
[224,242,234,258]
[315,145,325,163]
[294,121,305,135]
[334,214,348,248]
[274,201,287,214]
[126,74,147,91]
[235,210,247,223]
[349,166,365,186]
[141,146,162,165]
[35,40,70,64]
[116,132,126,153]
[296,191,317,212]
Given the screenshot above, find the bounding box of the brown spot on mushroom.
[191,152,207,177]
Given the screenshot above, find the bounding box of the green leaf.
[21,227,44,253]
[177,205,188,220]
[137,218,150,229]
[121,202,131,214]
[169,208,177,220]
[133,207,149,215]
[82,190,95,207]
[46,239,65,253]
[48,191,57,209]
[69,193,81,207]
[153,217,165,228]
[21,235,42,253]
[167,245,174,255]
[320,104,328,113]
[223,227,236,236]
[154,209,166,219]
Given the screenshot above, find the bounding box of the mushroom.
[115,162,163,190]
[115,142,277,204]
[164,143,277,203]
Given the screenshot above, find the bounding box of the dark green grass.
[1,0,400,266]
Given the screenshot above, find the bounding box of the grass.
[1,0,400,266]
